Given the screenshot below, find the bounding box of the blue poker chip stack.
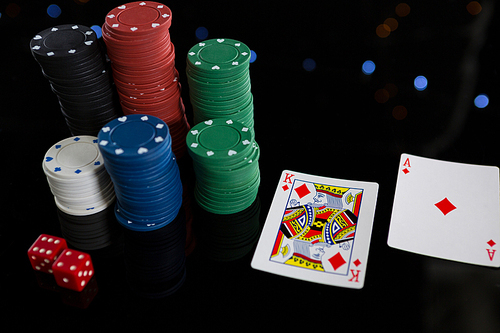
[97,114,183,231]
[97,114,186,297]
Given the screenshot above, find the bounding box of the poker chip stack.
[186,38,254,129]
[102,1,190,159]
[42,136,118,251]
[186,118,260,215]
[97,114,186,296]
[30,24,121,136]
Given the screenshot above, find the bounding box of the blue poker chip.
[98,115,170,159]
[109,158,179,192]
[115,198,183,232]
[104,151,176,183]
[116,181,182,213]
[98,114,183,232]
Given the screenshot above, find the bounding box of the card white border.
[251,170,379,288]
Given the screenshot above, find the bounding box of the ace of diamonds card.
[251,170,379,289]
[388,153,500,267]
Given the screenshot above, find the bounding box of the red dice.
[52,249,95,292]
[27,234,68,274]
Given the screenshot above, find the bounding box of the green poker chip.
[186,118,253,163]
[187,38,251,74]
[186,38,255,131]
[186,117,260,215]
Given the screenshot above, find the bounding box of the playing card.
[388,153,500,267]
[251,170,379,289]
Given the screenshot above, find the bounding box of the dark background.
[2,0,500,331]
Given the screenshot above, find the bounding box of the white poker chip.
[42,135,115,216]
[55,192,115,216]
[43,136,104,179]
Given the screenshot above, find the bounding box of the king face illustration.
[270,182,363,273]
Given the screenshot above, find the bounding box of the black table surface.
[2,1,500,331]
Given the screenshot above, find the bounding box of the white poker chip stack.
[42,135,118,250]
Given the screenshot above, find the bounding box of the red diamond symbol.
[353,259,361,267]
[294,183,311,199]
[402,168,410,174]
[282,184,289,192]
[434,197,456,216]
[328,252,346,271]
[487,239,496,247]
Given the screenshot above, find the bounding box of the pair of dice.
[27,234,94,292]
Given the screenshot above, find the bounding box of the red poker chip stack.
[102,1,189,159]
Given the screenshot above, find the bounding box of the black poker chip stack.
[30,24,122,136]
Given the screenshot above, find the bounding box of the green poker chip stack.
[186,38,254,129]
[186,118,260,215]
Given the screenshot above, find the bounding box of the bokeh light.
[91,25,102,38]
[384,18,399,31]
[250,50,257,63]
[374,88,390,103]
[302,58,316,71]
[393,105,408,120]
[376,24,391,38]
[385,83,398,98]
[467,1,482,15]
[414,75,428,91]
[395,3,411,17]
[474,94,489,108]
[47,4,62,18]
[195,27,208,40]
[5,3,21,18]
[362,60,376,75]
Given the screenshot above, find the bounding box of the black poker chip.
[30,24,122,136]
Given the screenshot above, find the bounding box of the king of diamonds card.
[251,171,379,288]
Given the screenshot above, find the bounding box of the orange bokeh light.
[392,105,408,120]
[384,18,399,31]
[5,3,21,18]
[467,1,482,15]
[376,24,391,38]
[395,3,411,17]
[374,89,390,103]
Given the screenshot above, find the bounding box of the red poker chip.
[116,84,177,104]
[105,39,172,61]
[112,71,176,94]
[108,47,175,74]
[109,52,175,75]
[103,30,171,56]
[102,20,170,44]
[103,2,189,159]
[112,68,176,87]
[102,23,168,46]
[104,1,172,37]
[117,80,179,101]
[119,86,181,111]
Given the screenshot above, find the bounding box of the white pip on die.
[52,249,94,292]
[27,234,68,274]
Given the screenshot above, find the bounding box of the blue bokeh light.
[91,25,102,38]
[47,4,62,18]
[302,58,316,71]
[362,60,376,75]
[474,94,489,108]
[195,27,209,40]
[250,50,257,63]
[414,75,428,91]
